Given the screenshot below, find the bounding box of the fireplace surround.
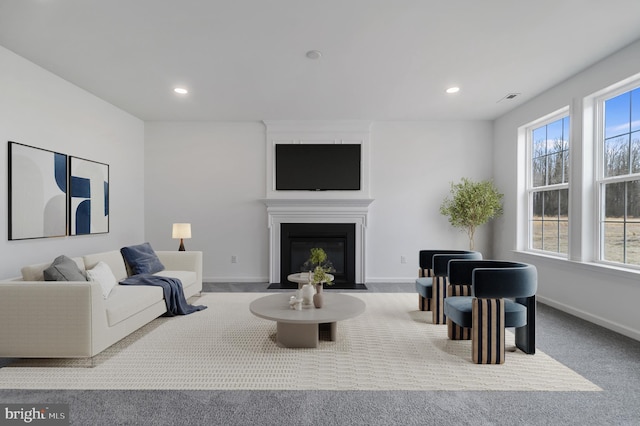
[263,198,373,286]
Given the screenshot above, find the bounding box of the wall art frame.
[69,156,109,236]
[8,141,68,240]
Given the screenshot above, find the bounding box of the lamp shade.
[172,223,192,239]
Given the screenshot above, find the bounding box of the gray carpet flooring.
[1,282,639,426]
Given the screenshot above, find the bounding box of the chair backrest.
[448,260,537,298]
[432,251,482,276]
[448,259,496,286]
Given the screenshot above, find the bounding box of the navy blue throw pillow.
[120,242,165,275]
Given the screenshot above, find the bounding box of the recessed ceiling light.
[174,87,188,94]
[446,87,460,94]
[306,50,322,60]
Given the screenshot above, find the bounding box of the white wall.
[367,121,495,281]
[492,39,640,340]
[144,120,495,283]
[144,122,269,282]
[0,46,145,278]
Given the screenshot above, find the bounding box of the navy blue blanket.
[120,274,207,316]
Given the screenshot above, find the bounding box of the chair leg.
[446,284,471,340]
[515,295,536,354]
[447,319,471,340]
[431,276,447,324]
[419,295,431,311]
[472,298,505,364]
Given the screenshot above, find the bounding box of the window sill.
[512,250,640,281]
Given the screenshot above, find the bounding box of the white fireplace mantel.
[263,198,374,284]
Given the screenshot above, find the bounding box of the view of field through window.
[530,117,569,255]
[601,87,640,265]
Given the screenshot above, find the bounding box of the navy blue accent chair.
[415,250,482,313]
[430,251,483,324]
[444,260,538,360]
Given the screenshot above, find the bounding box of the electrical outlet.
[400,256,407,264]
[231,255,238,264]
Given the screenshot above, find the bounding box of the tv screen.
[275,144,361,191]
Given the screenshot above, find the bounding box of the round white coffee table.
[249,293,365,348]
[287,272,334,288]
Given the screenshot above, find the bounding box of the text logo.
[0,405,68,426]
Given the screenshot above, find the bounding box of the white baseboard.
[538,295,640,342]
[365,277,415,283]
[203,277,269,283]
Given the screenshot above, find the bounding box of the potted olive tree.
[439,178,504,250]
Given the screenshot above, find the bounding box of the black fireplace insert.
[277,223,358,288]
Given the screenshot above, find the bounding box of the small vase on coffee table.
[313,283,324,308]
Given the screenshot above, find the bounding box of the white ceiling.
[1,0,640,122]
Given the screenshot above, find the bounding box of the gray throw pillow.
[43,255,88,281]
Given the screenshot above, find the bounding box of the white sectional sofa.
[0,250,203,358]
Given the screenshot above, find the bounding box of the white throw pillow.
[87,261,117,299]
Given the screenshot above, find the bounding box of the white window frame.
[522,107,571,257]
[593,80,640,269]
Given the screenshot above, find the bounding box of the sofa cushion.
[105,285,165,327]
[86,261,117,299]
[121,242,165,275]
[43,255,88,281]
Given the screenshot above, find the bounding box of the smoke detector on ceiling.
[497,93,521,103]
[306,50,322,60]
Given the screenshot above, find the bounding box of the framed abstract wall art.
[69,156,109,235]
[8,142,68,240]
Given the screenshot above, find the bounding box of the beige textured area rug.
[0,293,600,391]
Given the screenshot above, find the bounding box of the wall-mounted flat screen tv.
[275,144,361,191]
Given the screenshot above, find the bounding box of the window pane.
[632,88,640,133]
[563,149,570,184]
[542,221,558,252]
[543,191,559,218]
[548,152,563,185]
[604,135,630,177]
[532,191,543,216]
[531,220,543,250]
[628,180,640,219]
[603,222,624,262]
[559,188,569,217]
[559,219,569,254]
[559,189,569,254]
[605,91,630,139]
[546,120,563,153]
[532,127,547,158]
[532,157,546,187]
[605,182,625,217]
[627,222,640,265]
[632,131,640,174]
